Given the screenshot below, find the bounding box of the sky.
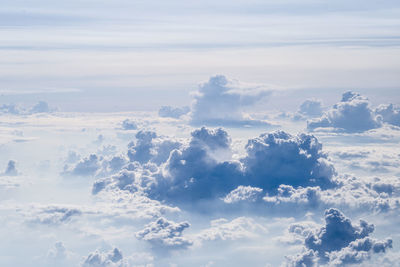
[1,1,400,267]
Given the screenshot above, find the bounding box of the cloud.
[30,101,52,113]
[260,175,400,214]
[189,75,271,127]
[243,131,336,191]
[329,237,393,266]
[222,185,263,204]
[28,205,82,225]
[94,127,337,206]
[0,103,23,115]
[121,119,138,130]
[298,99,323,117]
[0,101,55,115]
[46,242,70,261]
[82,248,123,267]
[64,154,101,176]
[307,91,380,133]
[284,208,392,266]
[197,217,268,242]
[3,160,18,176]
[158,106,190,119]
[136,217,192,250]
[375,104,400,127]
[127,130,181,165]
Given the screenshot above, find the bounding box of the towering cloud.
[190,75,271,127]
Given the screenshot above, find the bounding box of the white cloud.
[284,208,392,266]
[136,217,192,250]
[308,91,380,133]
[190,75,271,127]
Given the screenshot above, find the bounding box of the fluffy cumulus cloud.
[93,127,337,206]
[243,131,336,191]
[62,149,129,178]
[222,185,263,204]
[308,91,380,133]
[190,75,271,127]
[82,248,123,267]
[262,175,400,214]
[127,130,181,165]
[136,217,192,250]
[121,119,137,130]
[375,104,400,127]
[158,106,190,119]
[298,99,323,117]
[285,208,392,266]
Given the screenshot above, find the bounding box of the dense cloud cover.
[190,75,271,127]
[285,209,392,266]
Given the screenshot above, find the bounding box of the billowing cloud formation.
[136,217,192,249]
[298,99,323,117]
[82,248,123,267]
[94,127,336,207]
[243,131,336,191]
[63,150,129,178]
[308,91,380,133]
[190,75,271,127]
[329,237,393,266]
[375,104,400,127]
[222,185,263,204]
[158,106,190,119]
[285,208,392,266]
[127,130,181,165]
[262,175,400,213]
[121,119,137,130]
